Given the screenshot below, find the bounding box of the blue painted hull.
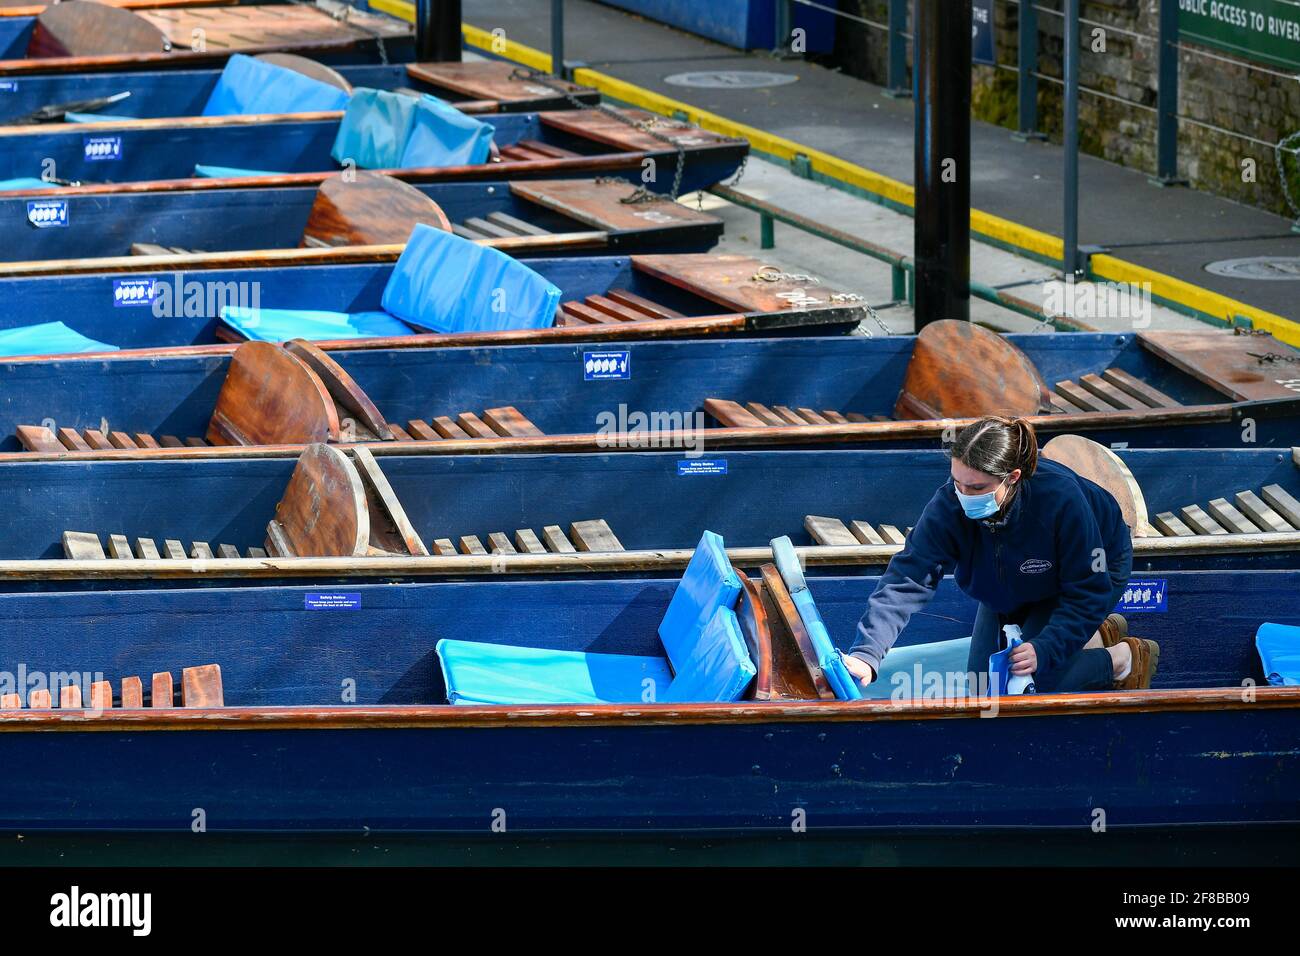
[0,333,1295,449]
[0,571,1293,832]
[0,448,1297,572]
[0,112,745,194]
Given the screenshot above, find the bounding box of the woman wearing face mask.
[840,415,1159,693]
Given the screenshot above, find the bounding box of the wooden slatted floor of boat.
[136,5,410,50]
[493,139,581,164]
[0,663,222,710]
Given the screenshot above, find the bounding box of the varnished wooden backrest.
[895,320,1051,420]
[266,443,369,557]
[756,564,835,700]
[28,2,169,57]
[735,575,773,700]
[207,341,340,446]
[300,172,452,248]
[254,52,352,92]
[283,338,392,440]
[1041,434,1155,537]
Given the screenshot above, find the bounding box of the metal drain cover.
[1204,256,1300,280]
[664,70,799,89]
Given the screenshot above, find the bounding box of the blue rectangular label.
[26,200,67,228]
[113,277,157,307]
[583,350,630,380]
[304,592,361,610]
[1115,579,1167,613]
[677,459,727,476]
[84,135,122,161]
[0,81,17,93]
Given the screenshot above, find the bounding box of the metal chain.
[296,0,388,65]
[1275,130,1300,221]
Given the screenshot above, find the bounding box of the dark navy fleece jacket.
[849,458,1131,680]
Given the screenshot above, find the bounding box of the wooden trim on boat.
[0,231,610,277]
[0,0,226,18]
[0,403,1242,463]
[0,685,1295,732]
[0,110,345,136]
[6,530,1300,581]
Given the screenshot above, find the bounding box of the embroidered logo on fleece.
[1019,558,1053,574]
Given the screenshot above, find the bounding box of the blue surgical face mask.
[955,476,1008,520]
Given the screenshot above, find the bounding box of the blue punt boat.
[0,2,414,75]
[4,323,1298,458]
[0,60,599,124]
[7,443,1300,587]
[0,558,1293,833]
[0,176,725,274]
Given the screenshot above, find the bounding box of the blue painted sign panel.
[84,136,122,161]
[26,200,67,228]
[678,459,728,476]
[584,350,630,380]
[1115,579,1168,613]
[304,592,362,610]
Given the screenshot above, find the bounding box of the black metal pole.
[551,0,566,79]
[913,0,971,328]
[416,0,462,62]
[1063,0,1081,278]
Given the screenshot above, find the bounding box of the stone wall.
[821,0,1300,219]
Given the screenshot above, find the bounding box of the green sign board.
[1179,0,1300,70]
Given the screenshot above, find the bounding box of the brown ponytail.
[948,416,1039,481]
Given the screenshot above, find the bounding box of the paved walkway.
[463,0,1300,331]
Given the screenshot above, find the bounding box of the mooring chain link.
[508,67,690,202]
[294,0,389,65]
[1248,350,1300,365]
[750,267,892,335]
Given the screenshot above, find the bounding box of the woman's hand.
[1010,641,1037,675]
[841,654,876,687]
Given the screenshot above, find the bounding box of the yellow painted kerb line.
[394,14,1300,345]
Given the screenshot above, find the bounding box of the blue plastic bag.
[202,54,350,117]
[380,223,561,333]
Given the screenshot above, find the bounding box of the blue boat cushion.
[435,639,673,706]
[202,54,351,117]
[193,164,286,178]
[331,89,493,170]
[0,322,116,357]
[769,536,862,700]
[400,96,494,167]
[65,111,136,123]
[658,530,742,675]
[861,637,973,701]
[0,178,57,191]
[1256,623,1300,686]
[380,224,561,333]
[221,306,415,342]
[661,605,755,702]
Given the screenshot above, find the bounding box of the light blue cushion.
[0,178,56,191]
[658,530,742,675]
[380,223,561,333]
[400,95,493,167]
[193,164,286,178]
[64,111,136,123]
[329,87,417,170]
[220,306,414,342]
[435,639,673,705]
[662,605,755,702]
[201,54,350,117]
[861,637,973,701]
[0,321,116,357]
[770,535,862,700]
[1256,622,1300,686]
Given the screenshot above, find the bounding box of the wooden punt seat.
[1040,434,1156,537]
[299,172,453,249]
[1153,484,1300,538]
[61,530,266,561]
[1048,368,1182,414]
[704,400,869,428]
[0,664,223,711]
[555,289,685,326]
[17,424,210,453]
[388,406,545,441]
[429,519,623,556]
[751,564,835,700]
[803,515,910,547]
[451,212,551,242]
[496,140,581,162]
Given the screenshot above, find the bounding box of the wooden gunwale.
[0,685,1295,732]
[0,404,1243,463]
[0,110,345,135]
[5,530,1300,581]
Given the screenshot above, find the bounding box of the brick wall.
[823,0,1300,219]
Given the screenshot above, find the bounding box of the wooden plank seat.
[556,289,685,326]
[1049,369,1182,414]
[0,664,223,710]
[496,141,581,163]
[429,519,623,556]
[450,212,551,242]
[61,530,267,561]
[1153,484,1300,538]
[803,516,910,547]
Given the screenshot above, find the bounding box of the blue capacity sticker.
[1115,579,1167,613]
[113,277,157,307]
[678,459,727,476]
[304,592,361,611]
[0,81,17,93]
[26,200,67,228]
[583,350,630,380]
[84,135,122,161]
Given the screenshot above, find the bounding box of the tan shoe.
[1115,637,1160,690]
[1098,613,1129,648]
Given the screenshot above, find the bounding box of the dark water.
[1,828,1293,866]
